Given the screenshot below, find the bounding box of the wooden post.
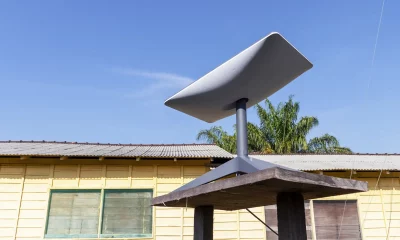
[277,192,307,240]
[194,206,214,240]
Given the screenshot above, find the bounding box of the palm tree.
[196,95,352,154]
[307,134,352,154]
[196,126,236,153]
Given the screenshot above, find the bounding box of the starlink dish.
[165,32,313,123]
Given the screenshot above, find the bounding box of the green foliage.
[196,95,352,154]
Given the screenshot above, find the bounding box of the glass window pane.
[46,190,101,238]
[101,190,153,236]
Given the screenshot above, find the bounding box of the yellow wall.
[3,161,397,240]
[314,171,400,240]
[0,161,266,240]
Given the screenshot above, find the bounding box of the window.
[264,201,313,240]
[45,189,153,238]
[45,190,101,238]
[313,200,362,240]
[102,190,153,237]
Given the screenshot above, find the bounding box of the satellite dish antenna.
[165,32,312,123]
[165,32,313,192]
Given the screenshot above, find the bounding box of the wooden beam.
[309,200,317,240]
[152,167,367,210]
[194,206,213,240]
[277,192,307,240]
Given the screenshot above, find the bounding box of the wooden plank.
[0,183,22,193]
[16,218,43,228]
[97,189,104,238]
[21,193,48,201]
[76,164,81,186]
[0,193,23,202]
[0,158,210,165]
[236,209,240,239]
[0,165,25,175]
[155,217,182,227]
[156,226,181,235]
[153,165,157,236]
[20,201,46,210]
[0,209,17,219]
[0,227,15,237]
[106,165,129,178]
[106,179,130,187]
[53,165,78,178]
[213,230,236,239]
[16,227,42,237]
[49,164,54,188]
[309,200,317,240]
[13,164,26,239]
[184,166,206,176]
[194,206,213,240]
[380,189,390,237]
[79,167,103,180]
[0,219,16,228]
[25,165,50,177]
[240,229,265,238]
[183,226,194,236]
[276,192,307,240]
[22,183,48,193]
[157,166,181,184]
[129,165,132,187]
[153,167,367,210]
[215,221,237,230]
[157,183,182,192]
[132,166,154,178]
[0,200,19,209]
[180,166,184,240]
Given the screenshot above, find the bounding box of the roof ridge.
[249,153,399,156]
[0,140,217,147]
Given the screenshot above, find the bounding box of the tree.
[196,126,236,154]
[196,95,352,154]
[307,134,352,154]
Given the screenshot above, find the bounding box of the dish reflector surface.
[165,32,313,123]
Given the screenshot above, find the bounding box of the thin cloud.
[111,67,194,98]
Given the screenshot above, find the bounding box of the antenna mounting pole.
[236,98,248,158]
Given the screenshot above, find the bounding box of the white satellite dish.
[165,32,313,192]
[165,32,313,123]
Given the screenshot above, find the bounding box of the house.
[0,141,398,240]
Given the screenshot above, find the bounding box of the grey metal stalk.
[236,98,248,158]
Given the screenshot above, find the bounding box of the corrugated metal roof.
[1,141,398,170]
[0,141,233,159]
[251,154,400,171]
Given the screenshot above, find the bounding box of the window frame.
[100,189,153,239]
[312,199,363,240]
[44,188,154,239]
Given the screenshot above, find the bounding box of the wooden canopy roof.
[152,166,367,211]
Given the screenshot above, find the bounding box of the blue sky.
[0,1,398,153]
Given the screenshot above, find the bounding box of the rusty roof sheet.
[0,141,233,159]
